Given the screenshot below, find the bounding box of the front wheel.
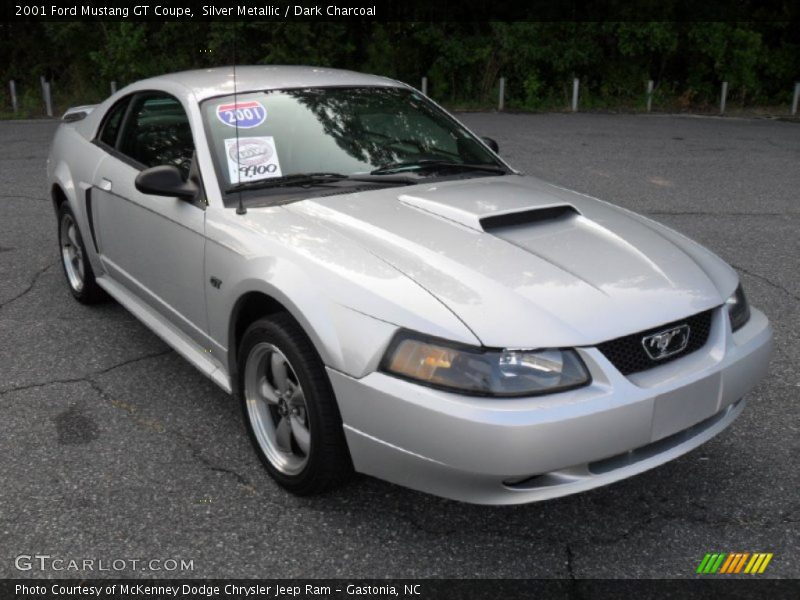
[238,314,353,495]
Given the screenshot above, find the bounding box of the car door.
[91,91,209,347]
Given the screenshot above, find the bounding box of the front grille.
[596,309,713,375]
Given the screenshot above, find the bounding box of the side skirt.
[96,275,232,394]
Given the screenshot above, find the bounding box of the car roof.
[139,66,406,102]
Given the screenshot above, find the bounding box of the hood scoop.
[480,204,579,231]
[399,193,579,232]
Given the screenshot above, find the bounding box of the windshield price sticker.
[217,101,267,128]
[224,137,282,183]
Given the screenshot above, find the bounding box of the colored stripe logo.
[696,552,773,574]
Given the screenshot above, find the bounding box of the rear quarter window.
[97,98,130,148]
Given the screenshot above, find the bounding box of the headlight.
[380,331,591,397]
[726,283,751,332]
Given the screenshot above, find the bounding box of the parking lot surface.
[0,113,797,578]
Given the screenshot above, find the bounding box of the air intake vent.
[480,205,578,230]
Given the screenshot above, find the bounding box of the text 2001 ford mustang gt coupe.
[48,67,772,504]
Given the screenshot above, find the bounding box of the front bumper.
[329,307,773,505]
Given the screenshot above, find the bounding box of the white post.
[498,77,505,111]
[720,81,728,115]
[646,80,654,112]
[792,82,799,116]
[9,80,17,113]
[111,81,117,94]
[44,81,53,117]
[571,78,579,112]
[421,76,427,96]
[39,75,53,117]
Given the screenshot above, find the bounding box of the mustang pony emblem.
[642,325,691,360]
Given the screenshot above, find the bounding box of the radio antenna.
[233,25,246,215]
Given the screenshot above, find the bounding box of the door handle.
[99,178,112,192]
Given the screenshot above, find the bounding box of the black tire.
[238,313,353,495]
[57,203,108,304]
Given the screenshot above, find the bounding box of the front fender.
[223,273,398,380]
[204,205,478,379]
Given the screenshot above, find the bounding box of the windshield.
[201,86,505,191]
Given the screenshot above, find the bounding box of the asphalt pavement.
[0,113,797,579]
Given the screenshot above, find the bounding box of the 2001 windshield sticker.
[224,137,282,183]
[216,101,267,128]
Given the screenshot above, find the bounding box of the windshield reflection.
[203,86,502,195]
[288,88,471,168]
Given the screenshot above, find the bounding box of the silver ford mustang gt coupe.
[47,66,773,504]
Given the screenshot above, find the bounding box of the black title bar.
[4,0,800,22]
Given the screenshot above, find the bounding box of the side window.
[97,97,130,148]
[118,93,194,178]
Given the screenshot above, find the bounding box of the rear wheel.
[57,204,107,304]
[238,314,353,495]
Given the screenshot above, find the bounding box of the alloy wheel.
[60,212,85,293]
[244,342,311,475]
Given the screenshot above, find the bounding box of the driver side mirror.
[482,137,499,153]
[135,165,198,200]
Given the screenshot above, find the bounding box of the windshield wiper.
[226,171,417,193]
[370,160,507,176]
[227,172,348,193]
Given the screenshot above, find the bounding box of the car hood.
[287,176,737,348]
